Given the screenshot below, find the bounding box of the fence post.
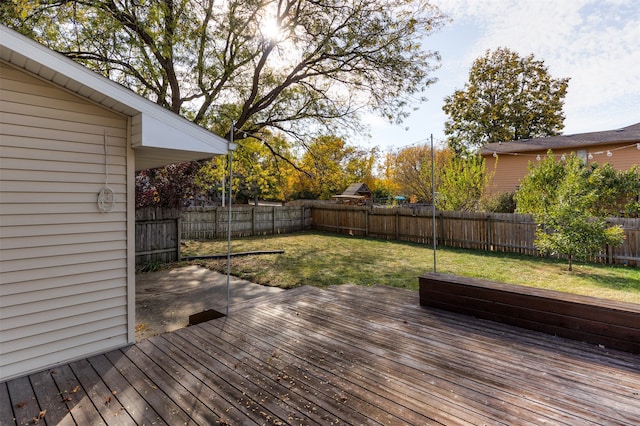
[439,213,444,246]
[395,210,399,241]
[213,207,218,239]
[486,214,492,251]
[251,207,256,236]
[213,206,219,239]
[176,216,181,260]
[365,209,369,237]
[272,206,276,235]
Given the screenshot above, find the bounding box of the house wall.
[484,153,534,195]
[0,62,131,381]
[484,142,640,196]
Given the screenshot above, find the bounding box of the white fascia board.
[133,111,229,155]
[0,25,229,156]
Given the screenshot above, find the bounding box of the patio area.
[2,284,640,425]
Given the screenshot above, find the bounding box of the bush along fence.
[309,205,640,267]
[135,204,639,266]
[135,206,312,265]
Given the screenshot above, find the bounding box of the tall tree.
[196,133,295,204]
[374,152,401,204]
[393,144,453,203]
[2,0,446,153]
[292,136,376,200]
[393,144,433,202]
[443,47,569,153]
[393,145,489,208]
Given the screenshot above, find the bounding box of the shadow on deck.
[2,284,640,425]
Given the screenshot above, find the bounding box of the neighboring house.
[0,26,232,382]
[480,122,640,196]
[332,182,373,205]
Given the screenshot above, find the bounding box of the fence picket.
[307,205,639,266]
[135,205,639,266]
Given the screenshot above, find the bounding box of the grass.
[182,231,640,304]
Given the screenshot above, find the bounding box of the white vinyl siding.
[0,62,130,381]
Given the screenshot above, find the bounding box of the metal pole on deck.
[431,133,436,273]
[226,123,234,316]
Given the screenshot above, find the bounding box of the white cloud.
[432,0,640,132]
[364,0,639,149]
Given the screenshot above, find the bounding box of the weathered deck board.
[138,334,269,425]
[50,363,107,426]
[300,286,640,423]
[132,338,255,425]
[163,327,332,424]
[201,306,493,425]
[85,354,165,425]
[65,359,132,425]
[228,291,591,424]
[2,284,640,425]
[29,369,71,425]
[0,383,13,423]
[197,319,415,425]
[332,284,640,380]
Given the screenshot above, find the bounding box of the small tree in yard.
[516,153,624,271]
[437,152,490,211]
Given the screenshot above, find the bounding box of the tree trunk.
[568,254,573,271]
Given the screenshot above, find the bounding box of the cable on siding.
[98,129,115,213]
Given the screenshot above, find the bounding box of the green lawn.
[181,231,640,304]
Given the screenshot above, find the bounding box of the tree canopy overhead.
[2,0,447,147]
[443,47,569,153]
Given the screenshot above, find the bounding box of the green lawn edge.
[180,230,640,304]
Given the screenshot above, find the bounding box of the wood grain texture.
[420,272,640,353]
[2,284,639,425]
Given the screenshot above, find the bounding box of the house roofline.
[0,25,233,170]
[480,122,640,156]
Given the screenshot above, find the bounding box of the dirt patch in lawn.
[135,265,284,340]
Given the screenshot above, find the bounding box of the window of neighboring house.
[577,149,587,164]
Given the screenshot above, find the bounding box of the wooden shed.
[480,122,640,196]
[0,26,231,381]
[332,183,373,205]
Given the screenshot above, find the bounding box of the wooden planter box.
[419,272,640,353]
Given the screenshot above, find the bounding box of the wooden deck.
[2,284,640,425]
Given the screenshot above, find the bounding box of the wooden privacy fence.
[136,204,639,266]
[310,205,640,266]
[181,205,311,240]
[135,207,182,265]
[135,206,311,264]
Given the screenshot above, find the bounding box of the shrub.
[480,192,516,213]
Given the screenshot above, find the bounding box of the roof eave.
[0,25,230,169]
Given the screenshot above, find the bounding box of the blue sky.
[359,0,640,151]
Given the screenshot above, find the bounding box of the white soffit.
[0,25,231,169]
